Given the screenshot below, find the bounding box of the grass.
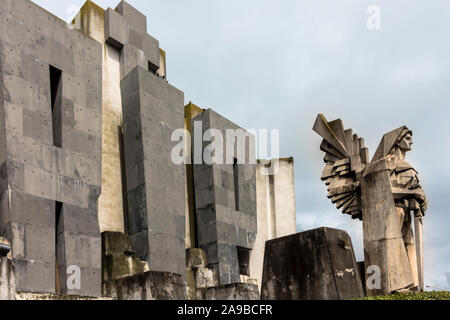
[360,291,450,300]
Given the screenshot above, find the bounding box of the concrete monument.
[313,114,428,295]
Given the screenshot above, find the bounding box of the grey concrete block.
[120,44,147,79]
[128,27,144,50]
[116,1,147,34]
[0,162,9,196]
[127,184,148,235]
[0,192,10,228]
[22,109,52,145]
[121,66,185,277]
[7,161,25,191]
[196,283,259,300]
[143,34,160,72]
[200,242,219,265]
[0,257,16,300]
[197,221,218,246]
[67,266,101,297]
[60,204,100,237]
[216,242,240,284]
[261,228,365,300]
[64,233,101,268]
[107,270,185,300]
[9,191,55,229]
[14,259,55,294]
[105,8,128,50]
[24,224,55,263]
[130,231,149,261]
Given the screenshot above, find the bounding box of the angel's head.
[396,132,413,152]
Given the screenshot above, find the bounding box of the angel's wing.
[313,114,369,220]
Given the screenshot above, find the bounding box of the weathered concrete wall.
[261,227,365,300]
[186,248,219,300]
[197,283,259,300]
[121,66,186,277]
[101,232,148,286]
[184,103,205,249]
[0,257,15,300]
[76,1,126,234]
[0,0,102,296]
[106,271,186,300]
[192,109,257,285]
[251,158,297,292]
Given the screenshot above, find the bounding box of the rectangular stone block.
[61,233,101,270]
[261,228,365,300]
[116,1,147,34]
[14,259,55,294]
[196,283,259,300]
[105,8,128,50]
[120,45,147,79]
[143,34,160,72]
[0,257,15,300]
[9,191,55,229]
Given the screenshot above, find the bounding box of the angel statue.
[313,114,428,296]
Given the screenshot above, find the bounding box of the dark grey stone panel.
[0,0,102,297]
[196,283,259,300]
[192,109,257,285]
[105,8,128,49]
[121,67,185,277]
[105,270,186,300]
[261,227,365,300]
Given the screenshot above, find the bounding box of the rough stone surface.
[105,8,128,49]
[192,109,257,285]
[196,283,259,300]
[261,228,365,300]
[15,292,111,300]
[105,270,186,300]
[0,0,102,297]
[0,257,15,300]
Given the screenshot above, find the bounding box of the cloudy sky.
[32,0,450,290]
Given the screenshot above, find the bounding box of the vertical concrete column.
[121,66,186,277]
[192,109,257,286]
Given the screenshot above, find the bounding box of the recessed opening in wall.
[148,60,158,75]
[118,125,129,234]
[268,173,277,238]
[237,246,250,276]
[49,65,62,148]
[55,201,63,294]
[233,158,239,211]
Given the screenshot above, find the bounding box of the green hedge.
[360,291,450,300]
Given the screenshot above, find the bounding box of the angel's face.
[398,133,413,152]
